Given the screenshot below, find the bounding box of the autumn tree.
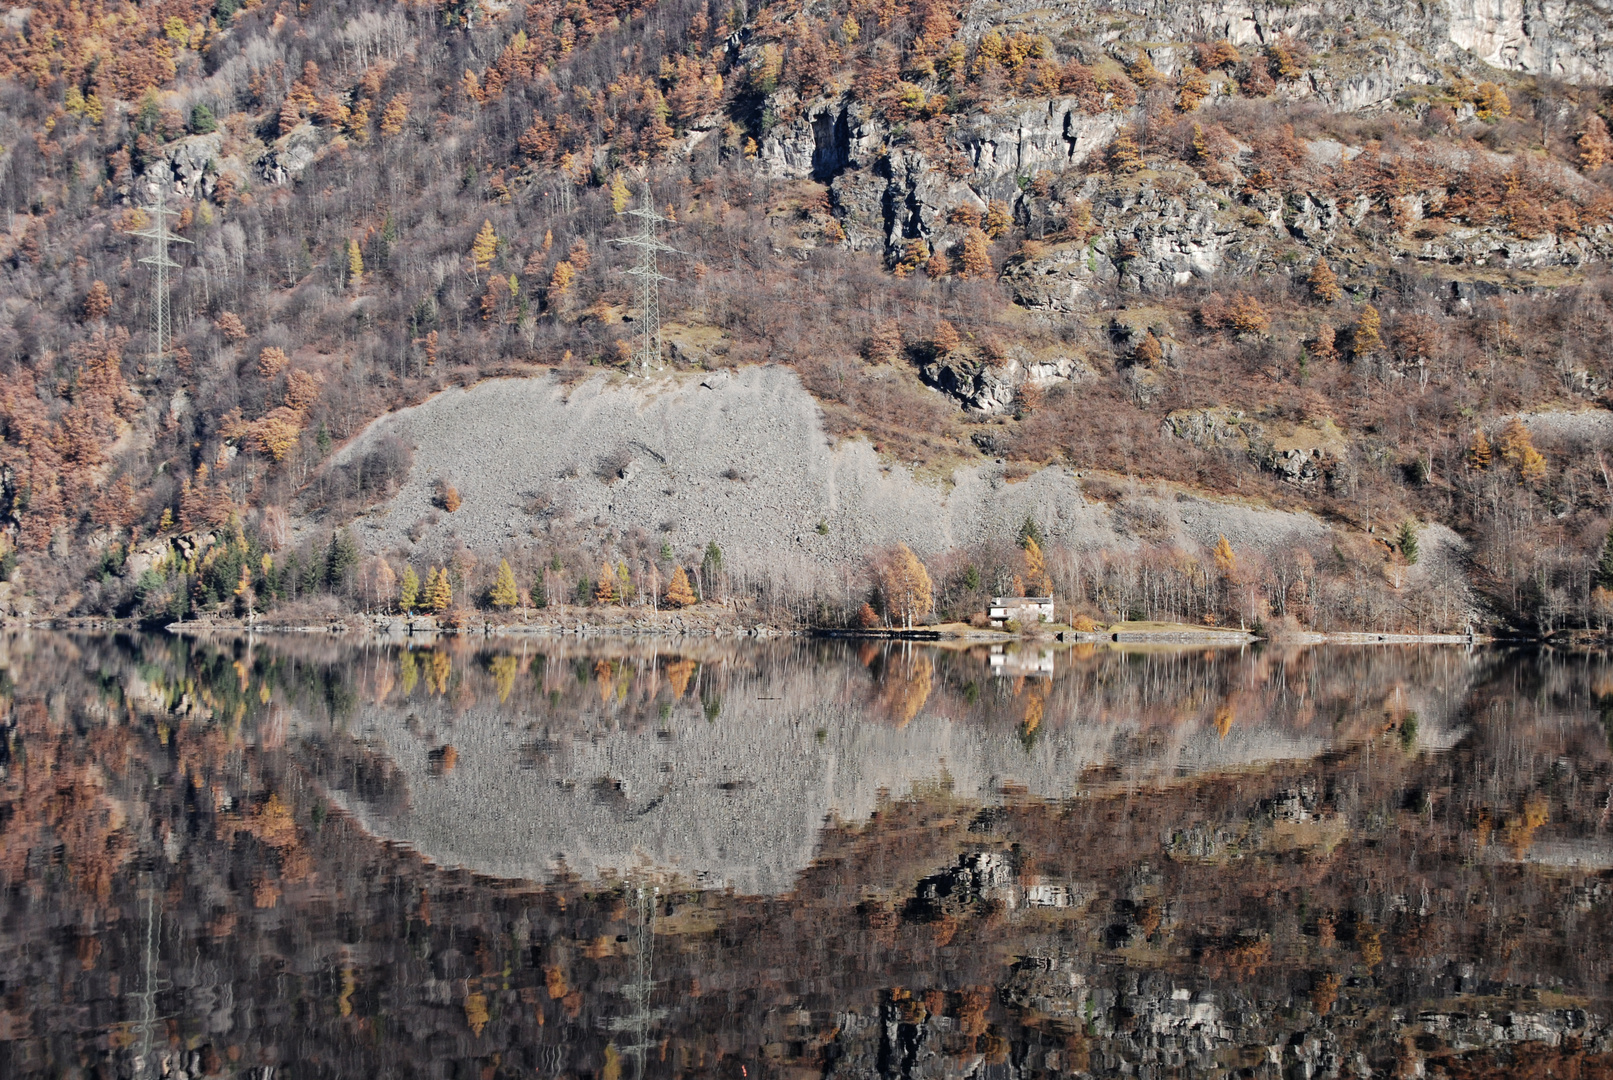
[427,567,453,613]
[346,238,364,287]
[1310,324,1338,363]
[217,311,248,341]
[257,346,290,378]
[1307,258,1343,303]
[490,559,520,608]
[594,560,618,604]
[1498,418,1547,481]
[1023,536,1050,595]
[470,220,498,276]
[82,280,112,322]
[865,319,903,364]
[1213,534,1236,577]
[1134,330,1163,367]
[665,565,697,607]
[1354,305,1383,355]
[875,543,934,629]
[984,199,1013,239]
[610,174,632,213]
[1228,294,1270,337]
[959,227,992,278]
[1468,428,1492,469]
[1578,114,1613,170]
[380,94,410,137]
[399,565,420,613]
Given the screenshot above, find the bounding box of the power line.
[132,185,192,371]
[610,185,681,377]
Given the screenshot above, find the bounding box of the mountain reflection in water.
[0,632,1610,1080]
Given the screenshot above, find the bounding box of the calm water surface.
[1,633,1611,1078]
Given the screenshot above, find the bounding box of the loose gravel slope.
[315,366,1327,584]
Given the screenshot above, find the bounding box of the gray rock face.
[921,353,1096,414]
[257,122,323,184]
[745,0,1613,281]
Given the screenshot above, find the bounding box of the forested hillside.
[5,0,1613,631]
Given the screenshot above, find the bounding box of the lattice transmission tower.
[133,185,191,370]
[610,185,681,376]
[607,885,665,1080]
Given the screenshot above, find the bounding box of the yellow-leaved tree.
[470,219,498,277]
[1023,536,1050,596]
[1498,418,1548,481]
[876,544,934,629]
[490,559,520,608]
[610,174,631,213]
[399,565,420,613]
[428,567,453,613]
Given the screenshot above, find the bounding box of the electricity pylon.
[607,885,665,1080]
[610,185,680,377]
[133,184,191,370]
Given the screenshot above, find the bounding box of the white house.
[988,596,1054,627]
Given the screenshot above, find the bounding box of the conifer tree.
[399,565,420,613]
[1308,258,1342,303]
[347,238,363,287]
[1134,330,1163,367]
[470,219,498,275]
[594,561,617,604]
[1018,515,1044,549]
[984,199,1013,239]
[610,174,631,213]
[959,227,992,278]
[530,573,548,608]
[490,559,520,608]
[1398,520,1420,565]
[665,566,697,607]
[1468,428,1492,469]
[428,566,453,613]
[1023,536,1050,595]
[1213,535,1236,576]
[1354,304,1383,355]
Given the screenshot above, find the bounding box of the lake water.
[1,633,1610,1078]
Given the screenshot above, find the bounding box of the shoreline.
[1,612,1494,647]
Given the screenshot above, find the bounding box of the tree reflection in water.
[0,632,1609,1078]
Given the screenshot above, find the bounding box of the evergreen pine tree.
[1399,521,1420,565]
[1018,516,1044,550]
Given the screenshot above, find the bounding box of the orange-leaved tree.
[665,566,697,607]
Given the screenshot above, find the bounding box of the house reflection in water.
[988,645,1055,677]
